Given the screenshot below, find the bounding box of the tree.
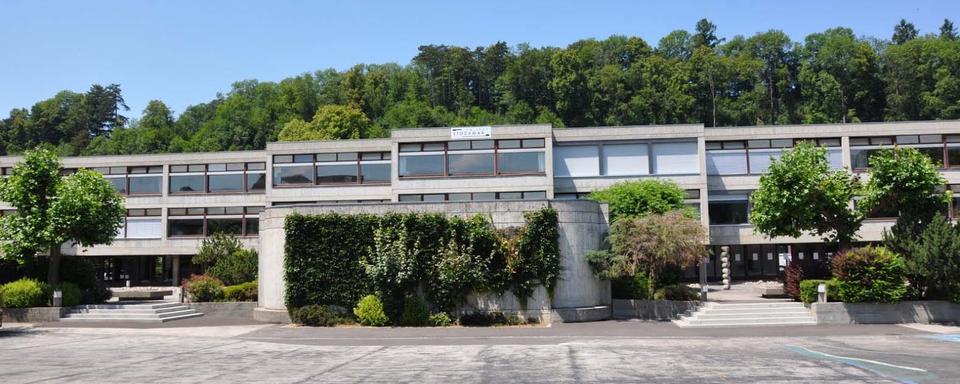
[862,146,947,232]
[749,142,863,249]
[940,19,957,40]
[277,104,373,141]
[883,214,960,299]
[893,19,918,45]
[0,148,125,284]
[194,233,258,285]
[589,180,692,223]
[84,84,129,137]
[607,211,706,291]
[658,30,693,60]
[692,18,721,48]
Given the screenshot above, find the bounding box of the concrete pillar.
[171,255,180,286]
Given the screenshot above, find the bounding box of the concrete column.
[171,255,180,286]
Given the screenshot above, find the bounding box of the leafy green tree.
[658,30,693,60]
[278,104,373,141]
[892,19,919,45]
[940,19,957,40]
[749,142,863,249]
[883,214,960,299]
[692,18,722,48]
[607,211,706,292]
[0,148,125,284]
[589,179,691,223]
[863,146,947,231]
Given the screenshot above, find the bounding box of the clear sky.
[2,0,959,117]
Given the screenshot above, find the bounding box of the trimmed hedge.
[283,208,560,322]
[799,279,839,304]
[1,278,49,308]
[831,246,907,303]
[182,274,225,302]
[223,281,258,302]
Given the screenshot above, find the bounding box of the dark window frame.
[166,206,263,238]
[273,152,391,187]
[707,138,841,176]
[170,162,267,195]
[398,139,546,179]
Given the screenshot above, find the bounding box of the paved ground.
[2,320,959,383]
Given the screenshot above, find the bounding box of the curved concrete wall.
[255,200,609,321]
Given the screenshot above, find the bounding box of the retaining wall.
[1,307,64,323]
[254,200,610,323]
[612,299,701,321]
[812,301,960,324]
[186,302,257,320]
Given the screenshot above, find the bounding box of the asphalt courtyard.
[1,320,959,383]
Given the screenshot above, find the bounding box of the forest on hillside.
[3,18,960,156]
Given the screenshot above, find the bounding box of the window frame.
[273,152,392,187]
[398,139,547,179]
[166,206,264,238]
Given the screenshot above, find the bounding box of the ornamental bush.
[54,282,82,307]
[611,273,651,300]
[293,304,338,327]
[783,259,831,300]
[799,279,840,304]
[398,295,430,326]
[196,233,258,286]
[223,281,258,302]
[429,312,452,327]
[354,295,388,326]
[182,274,225,302]
[589,180,690,223]
[0,278,49,308]
[831,246,907,303]
[653,284,700,301]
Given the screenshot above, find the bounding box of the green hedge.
[831,246,907,303]
[284,208,559,318]
[1,278,49,308]
[799,279,839,304]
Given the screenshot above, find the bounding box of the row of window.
[169,163,267,194]
[706,138,842,175]
[398,139,546,177]
[850,134,960,170]
[554,141,699,177]
[398,191,547,202]
[114,206,264,239]
[273,152,391,186]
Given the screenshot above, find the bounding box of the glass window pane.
[145,208,161,216]
[399,143,421,152]
[871,137,893,145]
[448,153,495,175]
[244,218,259,236]
[422,143,445,151]
[498,152,545,174]
[273,155,293,164]
[398,194,422,202]
[293,154,314,163]
[168,208,186,216]
[207,163,226,172]
[707,150,748,175]
[916,147,944,166]
[188,164,206,172]
[314,153,336,162]
[850,149,875,169]
[226,163,245,171]
[653,142,699,175]
[207,218,243,236]
[208,174,245,193]
[447,141,470,151]
[602,144,649,176]
[553,145,599,177]
[472,192,496,201]
[207,207,225,215]
[168,219,204,237]
[107,177,126,194]
[523,191,547,200]
[187,208,205,215]
[129,166,148,174]
[850,138,870,146]
[447,193,472,201]
[920,135,942,144]
[705,142,722,150]
[708,201,750,225]
[722,141,745,149]
[896,135,919,144]
[948,146,960,167]
[522,139,545,148]
[247,162,266,171]
[472,140,494,150]
[273,165,314,185]
[748,149,782,174]
[360,163,391,183]
[246,173,266,191]
[169,175,204,193]
[316,164,358,184]
[337,152,358,161]
[110,166,126,174]
[770,139,793,148]
[170,165,188,173]
[246,206,264,214]
[818,138,841,147]
[225,206,244,215]
[827,148,843,169]
[125,218,161,239]
[747,140,770,148]
[498,140,521,149]
[129,176,161,194]
[399,155,444,176]
[422,194,445,202]
[498,192,522,200]
[361,152,382,161]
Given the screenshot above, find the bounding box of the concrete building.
[2,120,958,288]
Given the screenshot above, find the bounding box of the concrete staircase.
[673,301,816,328]
[61,301,203,323]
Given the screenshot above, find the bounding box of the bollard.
[817,283,827,303]
[52,289,63,307]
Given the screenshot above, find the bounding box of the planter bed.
[811,301,960,324]
[2,307,64,323]
[186,302,257,319]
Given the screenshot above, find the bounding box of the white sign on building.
[450,126,492,140]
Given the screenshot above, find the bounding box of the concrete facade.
[0,120,958,286]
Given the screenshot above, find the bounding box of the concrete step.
[703,302,806,309]
[73,302,182,310]
[675,300,816,328]
[674,318,817,328]
[63,309,199,319]
[692,311,813,319]
[702,307,810,314]
[60,312,203,323]
[61,301,203,323]
[68,306,188,315]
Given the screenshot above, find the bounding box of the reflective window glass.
[168,219,204,237]
[208,174,245,193]
[169,175,204,193]
[448,153,495,175]
[708,201,750,225]
[399,155,444,176]
[316,164,358,184]
[360,163,390,183]
[107,177,126,194]
[498,152,545,173]
[207,218,243,235]
[128,176,161,194]
[246,173,266,191]
[273,166,314,185]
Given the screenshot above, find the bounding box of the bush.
[196,233,258,286]
[293,304,339,327]
[588,179,691,223]
[399,296,430,326]
[458,311,528,326]
[608,212,706,289]
[799,279,840,304]
[21,257,110,304]
[0,278,49,308]
[611,273,651,299]
[783,259,831,300]
[429,312,452,327]
[653,284,700,301]
[831,246,907,303]
[54,282,82,307]
[223,281,258,302]
[353,295,388,326]
[182,274,224,302]
[883,214,960,300]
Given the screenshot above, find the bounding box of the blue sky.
[2,0,959,117]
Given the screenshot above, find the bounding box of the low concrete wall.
[552,306,611,322]
[612,299,701,321]
[812,301,960,324]
[187,302,257,320]
[2,307,64,323]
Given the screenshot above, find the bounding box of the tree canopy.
[4,19,960,155]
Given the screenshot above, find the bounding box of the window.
[94,166,162,195]
[851,135,949,170]
[208,174,244,193]
[361,163,391,183]
[170,174,205,193]
[708,192,751,225]
[554,145,600,177]
[602,144,649,176]
[708,138,840,175]
[707,149,748,175]
[651,142,699,174]
[117,209,162,239]
[398,191,546,201]
[274,165,314,185]
[167,206,262,237]
[275,152,391,186]
[400,139,546,178]
[316,164,358,184]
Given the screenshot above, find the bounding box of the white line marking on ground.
[790,345,927,372]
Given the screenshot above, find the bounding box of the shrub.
[22,257,110,304]
[608,211,706,291]
[458,311,526,326]
[883,214,960,300]
[182,274,224,302]
[429,312,452,327]
[799,279,840,304]
[54,282,82,307]
[589,179,690,223]
[223,281,258,302]
[653,284,700,301]
[831,246,907,303]
[353,295,388,326]
[0,278,49,308]
[196,233,258,286]
[399,296,430,326]
[611,273,651,299]
[783,259,831,300]
[293,304,338,327]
